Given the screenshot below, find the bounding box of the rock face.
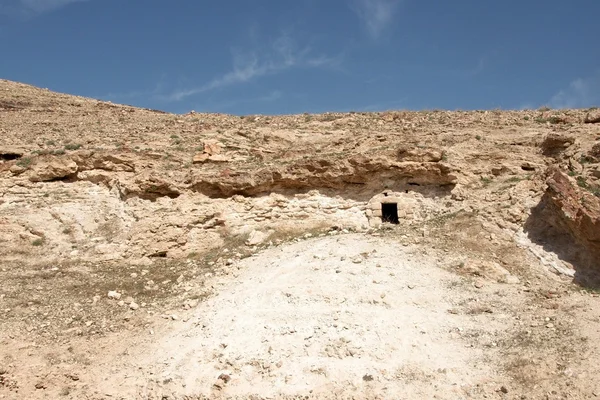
[541,134,575,157]
[526,167,600,274]
[28,156,78,182]
[584,108,600,124]
[2,78,600,275]
[190,156,457,198]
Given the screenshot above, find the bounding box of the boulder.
[192,141,229,164]
[587,142,600,162]
[528,167,600,271]
[28,156,78,182]
[584,108,600,124]
[541,133,575,156]
[246,230,269,246]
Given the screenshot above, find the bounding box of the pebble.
[129,302,139,311]
[107,291,122,300]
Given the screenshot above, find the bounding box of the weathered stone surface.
[28,156,78,182]
[530,167,600,269]
[0,147,24,161]
[246,230,269,246]
[71,152,135,172]
[190,156,457,197]
[193,141,228,164]
[541,133,575,156]
[397,146,444,162]
[588,142,600,162]
[584,108,600,124]
[192,153,210,164]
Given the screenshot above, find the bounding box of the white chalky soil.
[142,234,510,399]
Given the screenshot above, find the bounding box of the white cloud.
[20,0,87,13]
[0,0,88,17]
[163,33,341,102]
[549,72,600,109]
[352,0,401,39]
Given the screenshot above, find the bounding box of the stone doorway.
[381,203,399,224]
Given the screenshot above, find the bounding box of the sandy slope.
[95,234,558,399]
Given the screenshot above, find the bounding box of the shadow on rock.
[524,168,600,289]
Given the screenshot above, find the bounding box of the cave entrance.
[0,152,22,161]
[381,203,399,224]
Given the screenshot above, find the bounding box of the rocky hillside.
[2,79,600,399]
[1,79,599,276]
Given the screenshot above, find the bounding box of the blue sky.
[1,0,599,114]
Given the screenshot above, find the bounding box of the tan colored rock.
[0,147,24,161]
[246,230,269,246]
[528,167,600,270]
[584,108,600,124]
[397,146,444,162]
[192,153,210,164]
[204,141,222,155]
[28,156,78,182]
[541,133,575,156]
[588,142,600,162]
[208,154,229,163]
[71,151,135,172]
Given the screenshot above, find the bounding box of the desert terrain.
[1,79,600,399]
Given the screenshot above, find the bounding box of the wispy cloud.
[351,0,402,39]
[0,0,88,17]
[193,90,284,113]
[549,72,600,109]
[163,33,342,102]
[21,0,87,13]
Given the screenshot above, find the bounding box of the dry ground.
[2,228,600,399]
[2,80,600,399]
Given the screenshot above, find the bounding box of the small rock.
[107,291,121,300]
[129,302,139,311]
[407,284,415,289]
[474,282,484,289]
[217,373,231,384]
[363,374,374,382]
[500,386,509,394]
[65,373,79,381]
[171,314,179,321]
